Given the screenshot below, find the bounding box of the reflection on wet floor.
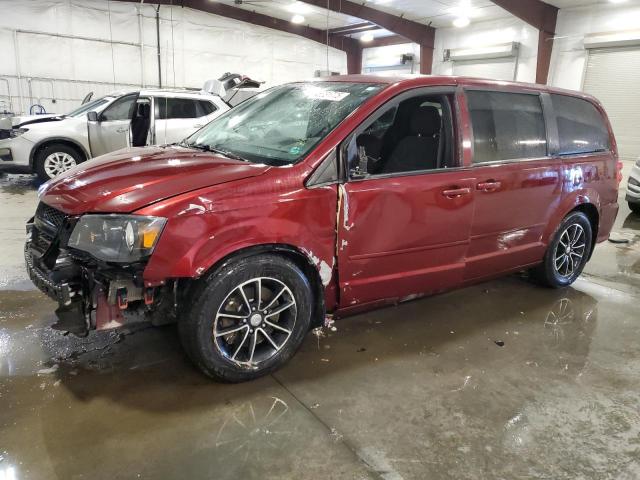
[1,172,640,479]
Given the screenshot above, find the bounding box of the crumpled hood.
[40,146,271,214]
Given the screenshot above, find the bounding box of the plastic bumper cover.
[0,135,33,167]
[24,243,74,306]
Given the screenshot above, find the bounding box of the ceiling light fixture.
[453,16,470,28]
[609,0,628,3]
[360,32,375,42]
[291,14,305,24]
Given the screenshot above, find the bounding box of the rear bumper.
[597,201,619,243]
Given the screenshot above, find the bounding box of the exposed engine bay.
[25,202,177,337]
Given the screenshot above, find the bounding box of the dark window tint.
[550,94,610,155]
[197,100,216,116]
[467,91,547,163]
[101,95,137,121]
[349,95,453,176]
[156,98,216,119]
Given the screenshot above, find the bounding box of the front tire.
[629,201,640,215]
[34,143,84,182]
[179,254,313,382]
[531,211,593,288]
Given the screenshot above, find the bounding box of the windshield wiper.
[180,141,249,162]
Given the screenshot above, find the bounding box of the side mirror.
[87,111,99,122]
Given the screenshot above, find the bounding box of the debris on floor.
[494,340,505,347]
[37,364,59,375]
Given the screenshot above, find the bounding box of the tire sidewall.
[183,255,313,382]
[544,212,593,287]
[35,143,84,181]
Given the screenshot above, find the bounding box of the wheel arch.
[29,137,90,168]
[569,203,599,259]
[196,243,327,328]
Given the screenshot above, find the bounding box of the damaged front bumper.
[25,203,174,336]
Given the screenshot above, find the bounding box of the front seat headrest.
[410,106,441,137]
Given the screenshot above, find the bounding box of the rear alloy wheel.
[34,143,84,182]
[531,211,593,288]
[179,254,313,382]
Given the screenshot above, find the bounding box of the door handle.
[477,181,502,192]
[116,127,129,133]
[442,187,471,198]
[194,124,204,128]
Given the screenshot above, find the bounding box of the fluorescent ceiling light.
[291,14,305,24]
[453,17,470,28]
[609,0,628,3]
[360,32,374,42]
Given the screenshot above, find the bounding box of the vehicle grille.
[36,203,66,229]
[33,202,67,254]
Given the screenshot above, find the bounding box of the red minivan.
[26,75,620,381]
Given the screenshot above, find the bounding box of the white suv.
[0,89,230,181]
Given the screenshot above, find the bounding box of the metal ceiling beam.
[364,34,411,48]
[490,0,559,84]
[297,0,435,74]
[112,0,363,73]
[329,22,378,36]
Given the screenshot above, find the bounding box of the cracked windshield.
[185,82,384,165]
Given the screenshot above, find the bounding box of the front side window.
[550,94,610,155]
[100,94,137,122]
[186,82,384,166]
[467,90,547,164]
[347,94,455,176]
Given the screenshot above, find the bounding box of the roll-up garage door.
[452,58,516,81]
[582,47,640,162]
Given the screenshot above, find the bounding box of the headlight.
[68,215,166,262]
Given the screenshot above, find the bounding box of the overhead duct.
[444,42,520,62]
[583,30,640,49]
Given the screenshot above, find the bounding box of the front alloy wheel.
[213,277,297,366]
[180,254,313,382]
[44,152,77,178]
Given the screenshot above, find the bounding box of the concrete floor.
[1,170,639,480]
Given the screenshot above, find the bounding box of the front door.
[337,89,476,307]
[462,89,561,280]
[88,93,139,157]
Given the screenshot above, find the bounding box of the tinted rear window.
[156,98,216,119]
[550,94,610,155]
[467,90,547,163]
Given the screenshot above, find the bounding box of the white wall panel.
[549,3,640,90]
[0,0,347,115]
[433,16,538,83]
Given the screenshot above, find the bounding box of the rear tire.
[531,211,593,288]
[179,254,313,382]
[34,143,84,182]
[629,201,640,215]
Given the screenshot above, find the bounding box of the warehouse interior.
[1,0,640,478]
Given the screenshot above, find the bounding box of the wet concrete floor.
[1,171,639,479]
